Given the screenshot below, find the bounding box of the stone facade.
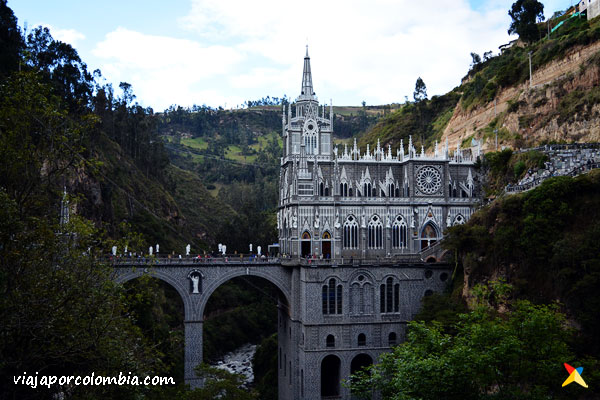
[278,49,479,260]
[273,49,481,399]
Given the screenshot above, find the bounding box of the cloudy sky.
[11,0,571,111]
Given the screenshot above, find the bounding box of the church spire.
[301,46,314,97]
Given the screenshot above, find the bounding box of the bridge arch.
[115,269,193,320]
[199,268,292,317]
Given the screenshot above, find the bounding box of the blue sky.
[10,0,572,111]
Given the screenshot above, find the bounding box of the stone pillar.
[184,320,203,388]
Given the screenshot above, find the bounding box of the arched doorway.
[301,231,311,257]
[322,231,332,259]
[350,353,373,396]
[350,353,373,375]
[321,354,341,397]
[420,222,439,250]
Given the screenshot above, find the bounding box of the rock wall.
[441,41,600,152]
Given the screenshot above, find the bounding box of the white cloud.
[178,0,514,105]
[88,0,555,109]
[92,28,244,110]
[36,24,86,47]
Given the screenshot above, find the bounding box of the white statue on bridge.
[149,246,153,256]
[186,244,191,256]
[190,274,200,294]
[112,246,117,256]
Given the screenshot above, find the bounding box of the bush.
[514,160,526,178]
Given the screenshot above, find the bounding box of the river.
[212,343,257,387]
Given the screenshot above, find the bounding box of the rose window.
[416,166,442,195]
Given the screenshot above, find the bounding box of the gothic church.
[278,48,479,261]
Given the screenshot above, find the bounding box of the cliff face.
[67,132,234,253]
[441,41,600,151]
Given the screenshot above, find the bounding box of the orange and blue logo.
[562,363,588,388]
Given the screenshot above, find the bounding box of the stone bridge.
[112,256,451,399]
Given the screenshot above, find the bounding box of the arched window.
[322,278,342,315]
[362,181,373,197]
[380,277,400,313]
[368,215,383,249]
[420,222,439,250]
[422,223,438,238]
[339,182,348,197]
[388,332,397,346]
[350,274,373,315]
[343,216,359,249]
[392,216,408,248]
[357,333,366,347]
[324,186,329,196]
[322,231,332,259]
[319,182,324,196]
[326,334,335,348]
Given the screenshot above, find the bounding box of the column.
[184,320,203,388]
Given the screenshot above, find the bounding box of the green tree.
[252,333,278,400]
[470,52,481,68]
[508,0,544,43]
[0,0,24,78]
[348,300,575,400]
[413,77,427,102]
[0,193,164,400]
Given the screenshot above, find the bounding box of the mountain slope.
[358,13,600,152]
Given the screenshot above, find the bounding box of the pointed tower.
[301,46,314,98]
[282,47,333,160]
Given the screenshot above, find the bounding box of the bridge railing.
[105,256,282,266]
[105,253,442,267]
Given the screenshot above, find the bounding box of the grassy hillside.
[358,92,460,150]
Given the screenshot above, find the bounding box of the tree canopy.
[413,77,427,102]
[508,0,545,43]
[349,296,577,400]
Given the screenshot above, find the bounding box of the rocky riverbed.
[213,343,257,387]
